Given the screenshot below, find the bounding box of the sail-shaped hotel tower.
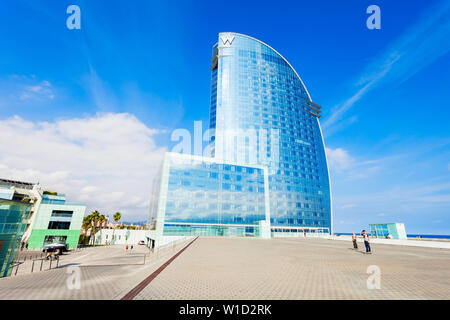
[150,33,332,238]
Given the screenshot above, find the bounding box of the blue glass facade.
[0,200,31,277]
[152,153,270,237]
[369,223,407,240]
[151,33,331,237]
[210,33,331,232]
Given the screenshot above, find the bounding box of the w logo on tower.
[220,34,235,46]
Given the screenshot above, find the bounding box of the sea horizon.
[335,232,450,239]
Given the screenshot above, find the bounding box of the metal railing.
[10,254,62,276]
[16,250,46,261]
[9,238,194,276]
[149,236,195,262]
[10,262,22,276]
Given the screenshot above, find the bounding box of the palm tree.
[81,215,92,245]
[98,214,106,244]
[90,210,100,245]
[90,225,99,245]
[112,212,121,244]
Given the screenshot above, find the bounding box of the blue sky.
[0,0,449,234]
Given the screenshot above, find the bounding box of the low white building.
[94,229,148,245]
[94,229,192,249]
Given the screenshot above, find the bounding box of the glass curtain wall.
[161,153,268,237]
[0,200,31,277]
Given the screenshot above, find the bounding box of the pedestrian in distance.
[352,232,358,249]
[126,245,129,252]
[361,230,372,254]
[130,245,134,253]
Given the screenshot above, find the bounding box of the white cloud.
[325,147,354,172]
[0,113,166,221]
[80,186,100,194]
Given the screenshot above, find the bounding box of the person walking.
[352,232,358,249]
[130,245,134,253]
[361,230,372,254]
[125,245,129,252]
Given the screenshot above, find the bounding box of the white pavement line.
[69,252,92,262]
[329,236,450,249]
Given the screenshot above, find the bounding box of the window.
[41,199,65,204]
[44,235,67,245]
[51,210,73,218]
[48,221,71,230]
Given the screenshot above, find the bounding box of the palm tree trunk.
[112,223,116,245]
[91,228,95,246]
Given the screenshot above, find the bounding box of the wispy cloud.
[326,146,384,180]
[0,75,56,107]
[20,80,55,101]
[323,0,450,133]
[330,140,450,233]
[340,204,356,209]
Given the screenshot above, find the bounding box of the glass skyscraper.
[151,32,332,237]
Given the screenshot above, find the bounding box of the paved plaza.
[0,242,188,300]
[0,237,449,300]
[134,237,450,300]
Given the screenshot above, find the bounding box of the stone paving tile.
[0,243,189,300]
[135,237,450,300]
